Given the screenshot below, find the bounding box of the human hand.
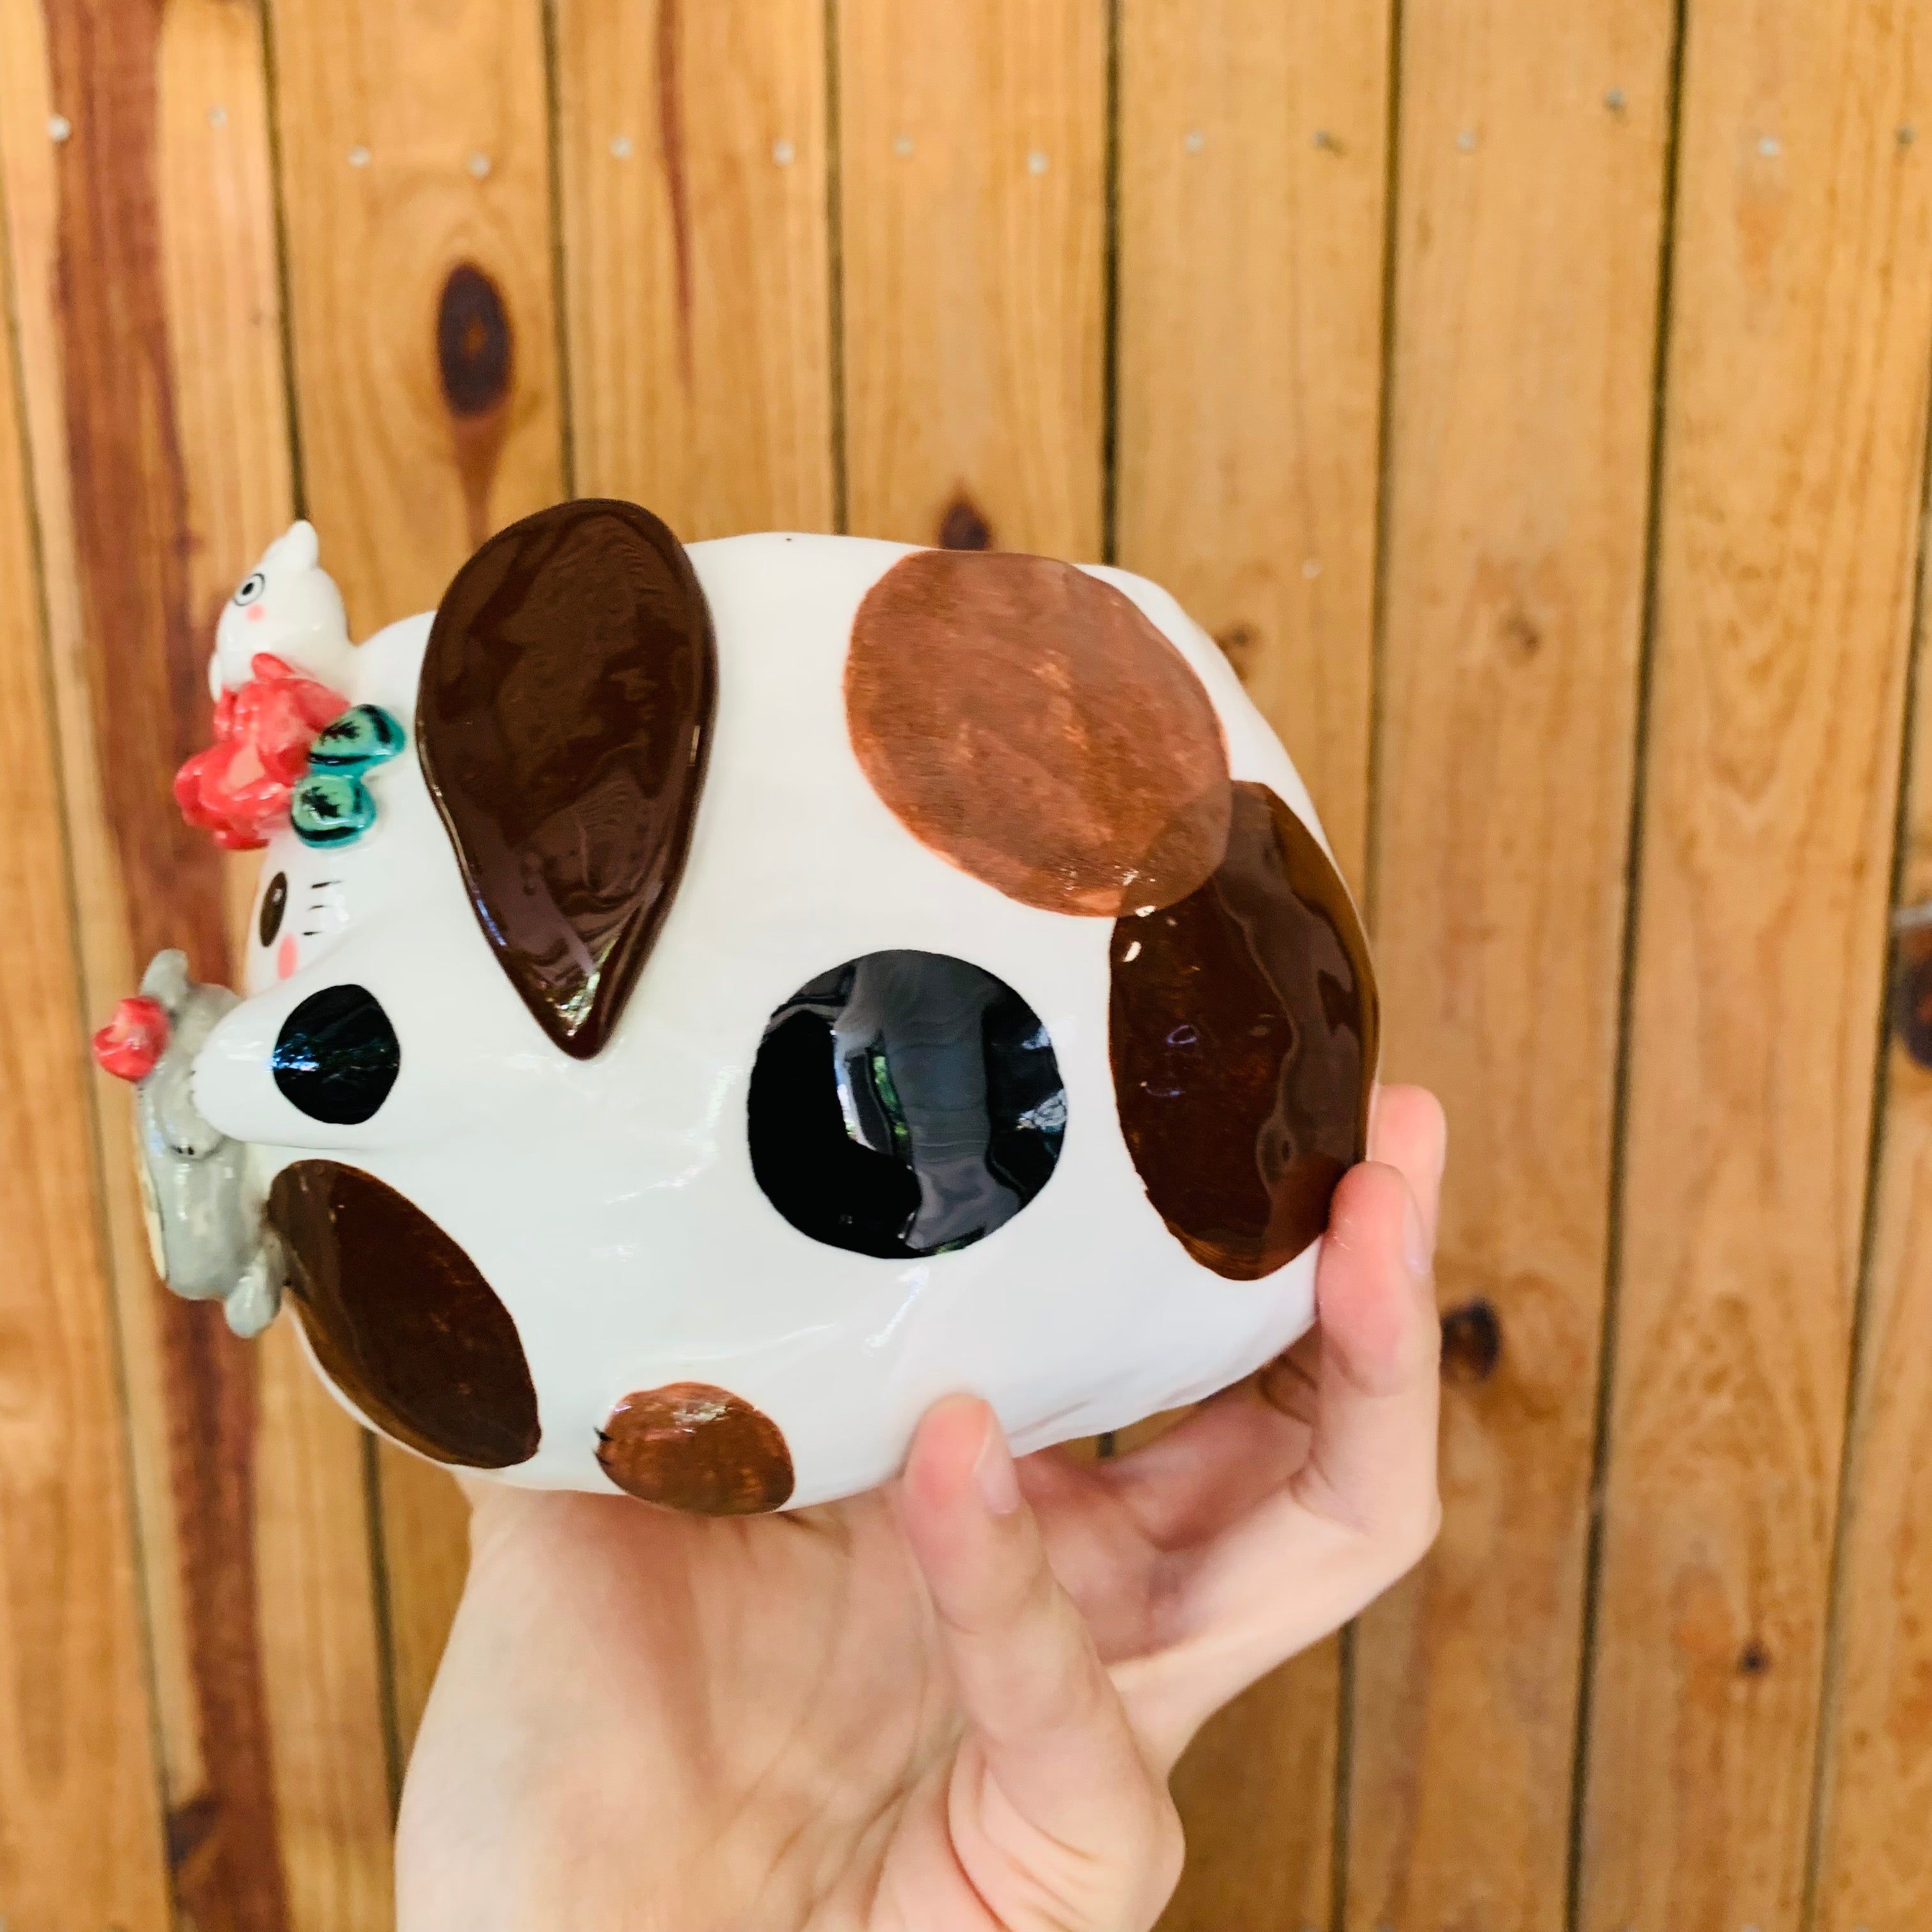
[395,1085,1446,1932]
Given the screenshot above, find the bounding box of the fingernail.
[1403,1187,1431,1282]
[973,1414,1022,1515]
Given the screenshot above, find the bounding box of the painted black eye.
[748,950,1066,1259]
[234,571,266,606]
[273,985,399,1125]
[259,871,289,947]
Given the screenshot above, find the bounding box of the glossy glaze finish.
[268,1160,539,1468]
[1110,781,1377,1280]
[749,950,1066,1259]
[270,985,400,1125]
[176,527,1370,1507]
[597,1383,795,1514]
[418,499,717,1059]
[846,549,1231,917]
[257,870,288,948]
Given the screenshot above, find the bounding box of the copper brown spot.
[267,1160,540,1468]
[1892,923,1932,1069]
[597,1383,795,1514]
[1110,781,1377,1279]
[436,263,514,545]
[847,549,1231,916]
[418,499,716,1059]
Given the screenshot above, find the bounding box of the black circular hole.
[749,950,1066,1259]
[259,871,289,948]
[273,985,400,1125]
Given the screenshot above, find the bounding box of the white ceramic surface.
[182,523,1366,1509]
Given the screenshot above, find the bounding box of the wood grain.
[1116,0,1390,892]
[838,0,1107,557]
[1579,3,1932,1925]
[0,153,173,1932]
[555,0,834,537]
[1112,5,1390,1920]
[3,8,397,1925]
[1345,4,1677,1928]
[267,0,567,1759]
[1813,604,1932,1926]
[269,0,565,624]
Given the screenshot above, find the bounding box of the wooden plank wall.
[3,3,1931,1928]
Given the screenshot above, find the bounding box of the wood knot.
[1501,609,1542,659]
[936,491,993,551]
[1440,1298,1502,1384]
[1736,1640,1772,1676]
[1892,923,1932,1069]
[1215,622,1259,684]
[437,262,513,418]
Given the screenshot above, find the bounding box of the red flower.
[93,995,171,1082]
[175,653,346,850]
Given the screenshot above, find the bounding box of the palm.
[397,1087,1446,1932]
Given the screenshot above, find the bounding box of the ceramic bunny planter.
[95,503,1378,1514]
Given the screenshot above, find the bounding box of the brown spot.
[268,1161,540,1468]
[656,0,693,382]
[1441,1298,1503,1383]
[1893,924,1932,1068]
[937,490,994,551]
[45,4,289,1922]
[1110,781,1377,1279]
[418,499,716,1057]
[437,263,514,547]
[598,1383,795,1514]
[847,549,1231,916]
[1501,609,1542,659]
[1215,622,1259,685]
[1737,1641,1772,1676]
[437,262,512,417]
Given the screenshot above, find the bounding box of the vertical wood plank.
[1581,4,1932,1924]
[0,153,173,1932]
[267,0,566,1755]
[1117,0,1390,893]
[839,0,1106,557]
[269,0,565,622]
[1344,4,1677,1928]
[555,0,834,537]
[1813,592,1932,1928]
[1114,4,1390,1922]
[2,5,395,1924]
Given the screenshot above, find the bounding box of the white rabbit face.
[188,506,1377,1513]
[211,519,353,698]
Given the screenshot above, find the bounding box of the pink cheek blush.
[247,603,268,624]
[277,934,299,980]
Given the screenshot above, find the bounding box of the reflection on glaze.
[259,870,288,948]
[1110,782,1377,1280]
[272,984,400,1124]
[268,1160,539,1468]
[845,549,1232,917]
[749,950,1067,1259]
[417,499,716,1059]
[597,1382,795,1514]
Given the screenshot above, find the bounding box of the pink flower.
[175,652,346,850]
[93,995,171,1082]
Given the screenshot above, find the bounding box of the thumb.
[897,1397,1181,1930]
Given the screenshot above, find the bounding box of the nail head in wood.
[773,139,797,165]
[47,114,72,142]
[1027,149,1050,174]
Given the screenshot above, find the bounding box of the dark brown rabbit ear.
[417,500,716,1059]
